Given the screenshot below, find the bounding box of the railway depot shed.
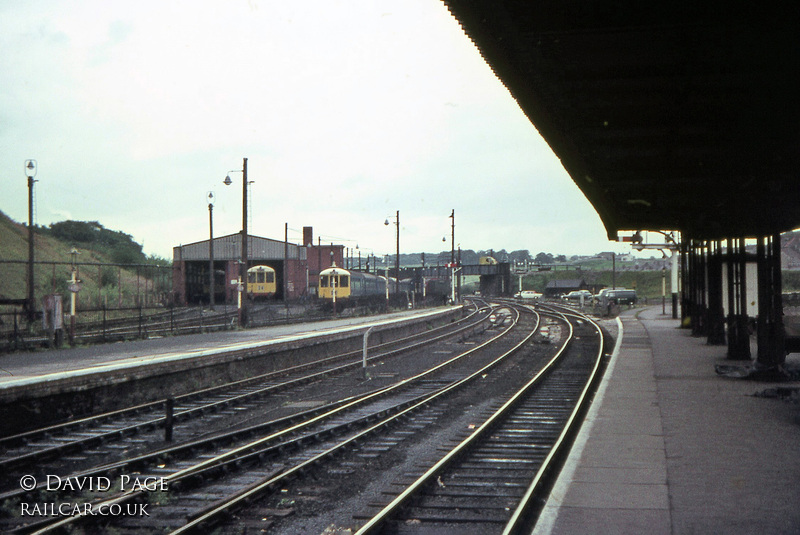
[172,232,344,305]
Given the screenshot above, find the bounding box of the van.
[605,289,637,305]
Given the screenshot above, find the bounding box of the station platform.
[534,306,800,535]
[0,307,448,389]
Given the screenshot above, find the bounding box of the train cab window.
[257,272,266,284]
[320,275,329,288]
[248,272,257,284]
[266,272,274,283]
[339,275,349,288]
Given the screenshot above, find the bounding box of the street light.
[25,159,37,323]
[383,255,390,308]
[449,209,455,265]
[223,158,251,327]
[384,211,399,296]
[67,248,81,317]
[449,209,460,303]
[67,247,81,342]
[207,191,215,310]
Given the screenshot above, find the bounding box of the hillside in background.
[0,211,170,309]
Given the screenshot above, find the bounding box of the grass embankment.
[0,211,167,310]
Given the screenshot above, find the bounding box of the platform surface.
[534,306,800,535]
[0,307,447,388]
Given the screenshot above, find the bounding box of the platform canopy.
[442,2,800,240]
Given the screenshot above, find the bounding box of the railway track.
[5,303,538,534]
[354,303,606,534]
[4,301,609,534]
[0,305,490,481]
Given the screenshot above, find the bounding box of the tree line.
[37,220,169,266]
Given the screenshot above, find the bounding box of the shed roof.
[173,234,307,262]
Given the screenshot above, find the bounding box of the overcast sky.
[1,0,631,261]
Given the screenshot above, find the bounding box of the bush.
[45,220,146,265]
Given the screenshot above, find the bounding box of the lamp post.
[25,160,37,323]
[384,255,390,309]
[67,247,81,342]
[68,248,80,317]
[384,211,399,296]
[224,157,250,327]
[457,244,462,302]
[207,191,215,310]
[329,255,338,316]
[449,209,455,265]
[449,210,460,302]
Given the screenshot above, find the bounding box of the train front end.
[318,265,351,302]
[247,265,277,299]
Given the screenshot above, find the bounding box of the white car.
[515,290,542,301]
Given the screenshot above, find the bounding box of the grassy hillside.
[0,211,170,310]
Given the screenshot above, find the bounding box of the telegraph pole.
[207,191,215,309]
[241,157,248,326]
[395,210,400,295]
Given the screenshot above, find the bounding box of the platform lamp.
[384,211,400,295]
[449,209,455,266]
[449,209,459,303]
[207,191,215,310]
[25,159,37,323]
[223,157,251,327]
[329,251,337,315]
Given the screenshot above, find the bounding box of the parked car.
[562,290,593,303]
[594,288,613,304]
[514,290,542,301]
[594,288,608,301]
[604,289,637,305]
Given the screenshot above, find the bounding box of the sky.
[0,0,630,261]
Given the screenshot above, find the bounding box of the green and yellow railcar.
[247,265,277,299]
[318,265,352,301]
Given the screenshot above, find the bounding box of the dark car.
[605,289,637,305]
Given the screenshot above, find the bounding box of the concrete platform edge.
[532,316,625,535]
